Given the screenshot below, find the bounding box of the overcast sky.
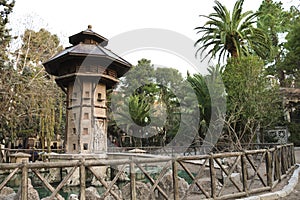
[9,0,299,75]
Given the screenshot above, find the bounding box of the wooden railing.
[0,143,296,199]
[0,143,289,162]
[107,143,288,155]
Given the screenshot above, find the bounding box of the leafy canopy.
[222,56,282,147]
[0,0,14,65]
[195,0,271,63]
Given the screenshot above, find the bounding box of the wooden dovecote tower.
[43,26,131,154]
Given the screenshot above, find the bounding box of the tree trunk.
[231,49,238,58]
[278,69,285,87]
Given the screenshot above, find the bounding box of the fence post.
[21,160,28,200]
[282,146,287,174]
[79,158,86,200]
[0,145,2,162]
[172,158,179,200]
[285,146,290,169]
[276,146,282,181]
[241,153,248,195]
[274,147,279,181]
[292,144,296,166]
[278,146,282,181]
[265,150,273,189]
[288,145,292,168]
[130,157,136,200]
[209,154,216,199]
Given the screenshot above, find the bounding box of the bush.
[287,122,300,146]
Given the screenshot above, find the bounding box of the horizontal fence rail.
[0,143,296,199]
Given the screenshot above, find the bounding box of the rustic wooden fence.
[0,143,296,199]
[108,143,287,156]
[0,143,284,162]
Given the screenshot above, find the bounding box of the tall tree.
[187,73,211,138]
[15,28,63,151]
[257,0,300,86]
[120,58,155,94]
[222,56,282,150]
[0,0,15,146]
[279,15,300,87]
[0,27,64,150]
[109,59,184,147]
[195,0,271,62]
[15,28,62,73]
[187,64,226,150]
[0,0,14,65]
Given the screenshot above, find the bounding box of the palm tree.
[187,65,225,140]
[111,93,153,147]
[195,0,271,62]
[187,73,211,137]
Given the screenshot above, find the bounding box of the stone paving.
[279,148,300,199]
[279,176,300,200]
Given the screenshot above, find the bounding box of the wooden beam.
[130,160,136,200]
[32,169,64,200]
[0,168,19,191]
[21,161,28,200]
[136,163,168,199]
[87,166,121,200]
[48,166,77,199]
[172,160,179,200]
[179,159,210,199]
[79,159,86,200]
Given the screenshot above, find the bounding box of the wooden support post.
[0,145,2,162]
[274,149,278,181]
[287,146,290,168]
[241,154,248,195]
[209,154,216,199]
[292,145,296,166]
[130,158,136,200]
[21,160,28,200]
[172,159,179,200]
[278,148,282,181]
[289,145,293,166]
[288,146,292,168]
[286,146,290,169]
[282,146,287,174]
[266,150,273,189]
[80,158,86,200]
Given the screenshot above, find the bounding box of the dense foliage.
[108,59,184,147]
[222,56,282,149]
[0,5,64,150]
[0,0,14,65]
[195,0,271,63]
[195,0,300,149]
[257,0,300,87]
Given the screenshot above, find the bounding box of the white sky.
[9,0,299,75]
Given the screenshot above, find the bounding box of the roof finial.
[88,25,92,30]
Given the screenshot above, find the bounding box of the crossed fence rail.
[0,143,296,199]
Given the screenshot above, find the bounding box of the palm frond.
[195,0,271,62]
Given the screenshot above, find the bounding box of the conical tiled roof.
[43,26,131,78]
